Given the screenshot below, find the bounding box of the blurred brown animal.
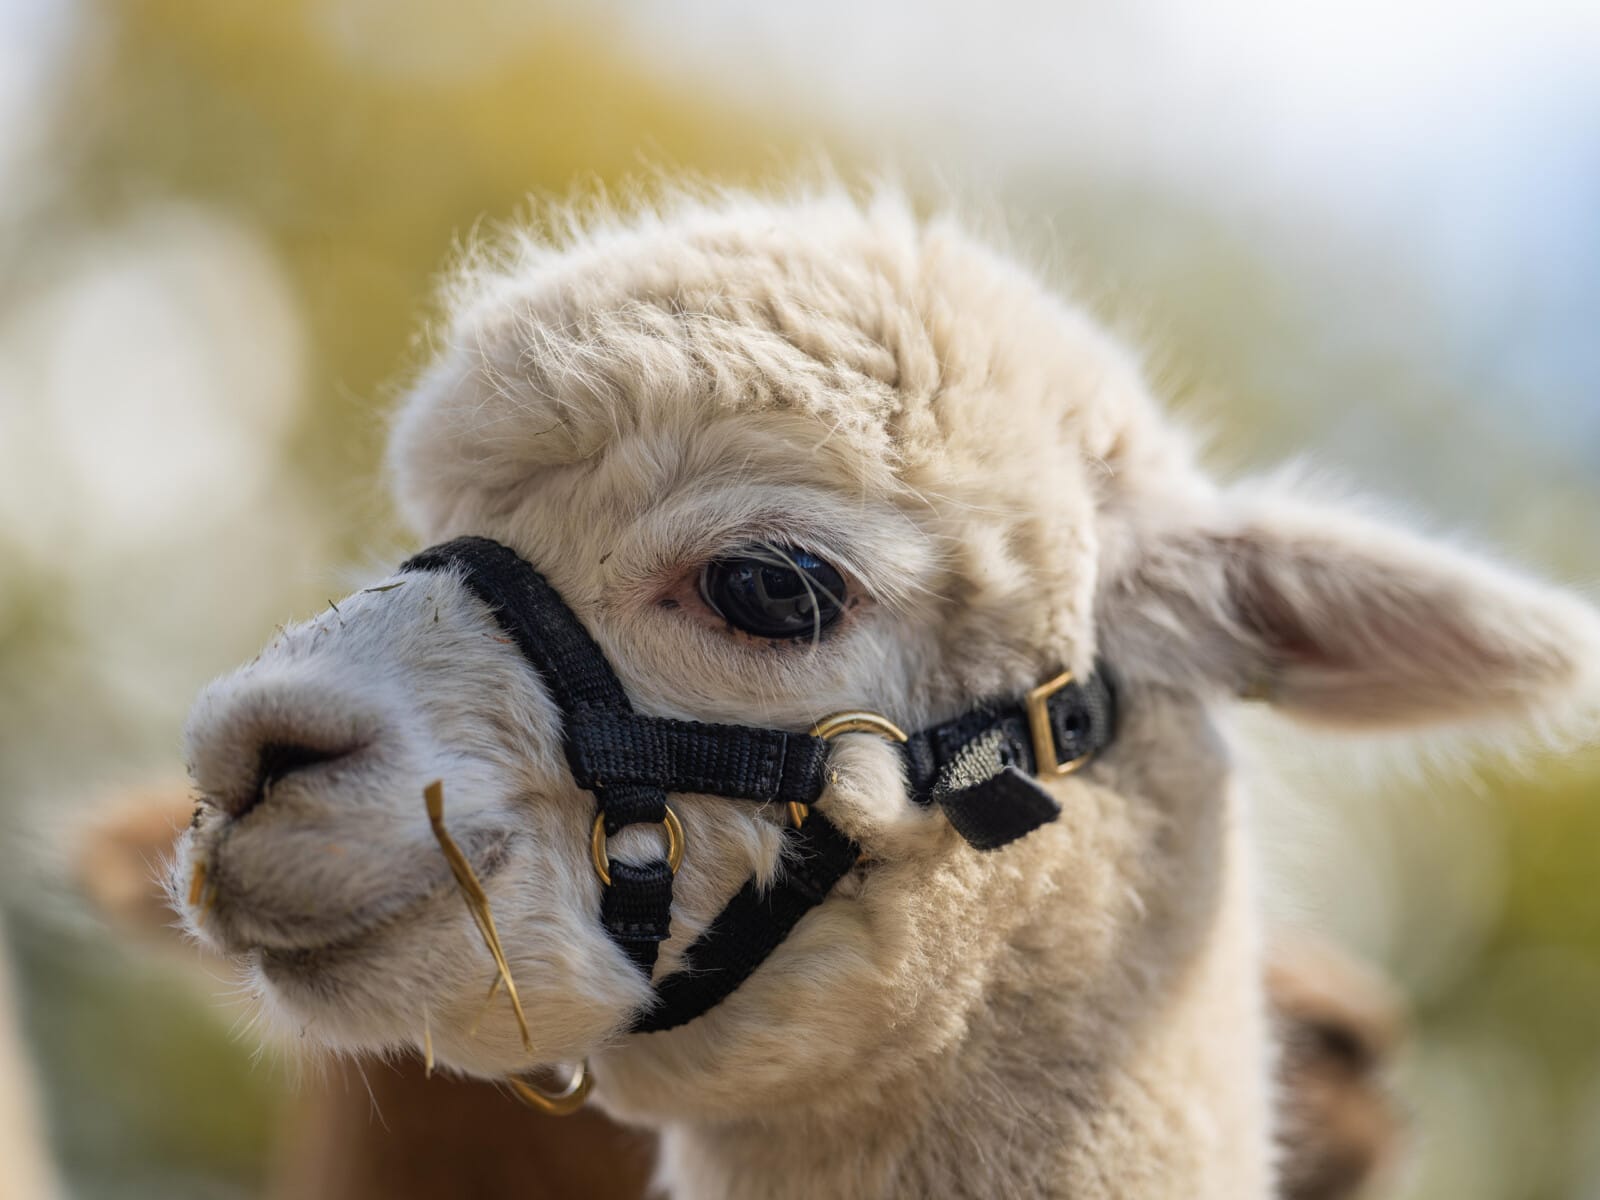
[1270,935,1406,1200]
[80,788,1405,1200]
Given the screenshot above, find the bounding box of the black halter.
[402,536,1116,1034]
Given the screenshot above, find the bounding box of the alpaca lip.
[200,828,517,960]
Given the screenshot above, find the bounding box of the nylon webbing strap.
[567,715,830,804]
[625,675,1115,1029]
[400,535,1118,1033]
[402,536,674,971]
[630,808,859,1033]
[403,538,631,711]
[902,673,1117,848]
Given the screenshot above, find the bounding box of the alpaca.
[87,787,1399,1199]
[172,188,1600,1199]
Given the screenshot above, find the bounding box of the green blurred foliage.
[62,0,799,540]
[11,915,282,1199]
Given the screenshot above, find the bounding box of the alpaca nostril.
[229,738,362,819]
[257,740,354,793]
[186,673,388,822]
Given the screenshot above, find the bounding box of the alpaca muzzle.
[400,536,1119,1036]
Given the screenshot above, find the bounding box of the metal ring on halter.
[507,1059,593,1116]
[590,806,684,887]
[790,710,911,829]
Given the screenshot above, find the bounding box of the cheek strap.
[400,536,1117,1034]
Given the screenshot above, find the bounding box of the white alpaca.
[173,188,1600,1199]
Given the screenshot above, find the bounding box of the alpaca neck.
[654,851,1274,1200]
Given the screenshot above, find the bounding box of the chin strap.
[401,536,1117,1035]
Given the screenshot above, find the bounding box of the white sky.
[601,0,1600,451]
[1,0,1595,456]
[606,0,1600,223]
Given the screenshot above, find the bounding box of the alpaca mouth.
[200,828,517,965]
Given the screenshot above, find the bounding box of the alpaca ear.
[1103,487,1600,729]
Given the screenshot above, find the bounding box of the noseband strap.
[402,537,681,975]
[402,536,1116,1033]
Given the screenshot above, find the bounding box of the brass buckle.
[1025,671,1093,778]
[793,710,910,829]
[590,806,684,886]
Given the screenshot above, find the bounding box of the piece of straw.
[187,860,216,926]
[422,1005,435,1079]
[424,780,532,1052]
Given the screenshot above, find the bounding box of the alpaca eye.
[699,546,847,640]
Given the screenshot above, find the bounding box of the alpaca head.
[174,190,1600,1110]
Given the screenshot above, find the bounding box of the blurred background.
[0,1,1596,1196]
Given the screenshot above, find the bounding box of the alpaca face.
[174,191,1599,1103]
[176,398,1056,1073]
[175,193,1153,1077]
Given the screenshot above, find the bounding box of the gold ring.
[810,711,911,743]
[507,1059,593,1116]
[590,806,684,887]
[791,710,910,828]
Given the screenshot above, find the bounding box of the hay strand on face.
[422,1005,435,1079]
[424,780,532,1052]
[187,860,207,908]
[187,860,217,926]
